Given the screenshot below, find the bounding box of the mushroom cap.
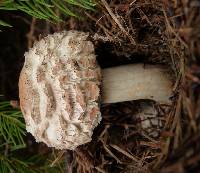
[19,30,102,150]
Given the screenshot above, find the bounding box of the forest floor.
[0,0,200,173]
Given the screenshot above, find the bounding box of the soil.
[1,1,200,173]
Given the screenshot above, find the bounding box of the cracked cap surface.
[19,30,102,150]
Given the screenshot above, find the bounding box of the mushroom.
[19,30,172,150]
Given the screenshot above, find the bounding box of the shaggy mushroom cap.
[19,31,102,150]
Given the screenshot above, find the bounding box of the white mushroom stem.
[102,64,172,104]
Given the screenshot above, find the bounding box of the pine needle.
[0,100,64,173]
[0,0,96,27]
[0,101,26,149]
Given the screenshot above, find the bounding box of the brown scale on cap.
[19,30,102,150]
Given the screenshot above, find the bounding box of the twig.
[110,144,139,162]
[50,150,65,167]
[100,139,122,164]
[101,0,136,44]
[162,7,188,49]
[95,166,106,173]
